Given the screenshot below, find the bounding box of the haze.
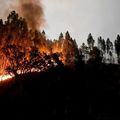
[43,0,120,45]
[0,0,120,45]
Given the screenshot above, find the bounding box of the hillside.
[0,63,120,120]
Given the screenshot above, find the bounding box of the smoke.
[19,0,45,30]
[0,0,45,30]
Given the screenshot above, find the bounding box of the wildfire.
[0,11,78,82]
[0,68,40,82]
[0,74,14,81]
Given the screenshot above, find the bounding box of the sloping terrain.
[0,64,120,120]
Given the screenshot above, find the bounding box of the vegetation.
[0,11,120,120]
[0,11,120,75]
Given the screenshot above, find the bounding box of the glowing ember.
[0,74,14,81]
[0,68,40,81]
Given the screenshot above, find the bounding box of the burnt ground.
[0,63,120,120]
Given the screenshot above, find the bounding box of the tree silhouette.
[88,47,102,64]
[106,38,113,63]
[59,32,64,40]
[115,35,120,63]
[7,11,19,24]
[87,33,95,50]
[98,36,106,53]
[65,31,71,40]
[106,38,113,54]
[97,37,106,63]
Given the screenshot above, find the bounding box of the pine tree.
[87,33,95,50]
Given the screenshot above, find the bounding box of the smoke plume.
[19,0,45,30]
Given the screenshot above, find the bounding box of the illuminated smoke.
[19,0,45,30]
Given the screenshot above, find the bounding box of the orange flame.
[0,12,78,81]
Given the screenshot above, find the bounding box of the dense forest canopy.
[0,11,120,76]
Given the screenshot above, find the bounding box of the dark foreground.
[0,63,120,120]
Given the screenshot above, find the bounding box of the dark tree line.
[80,33,120,64]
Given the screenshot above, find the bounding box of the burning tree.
[0,11,102,79]
[51,31,80,66]
[0,11,65,78]
[63,31,80,66]
[2,45,28,76]
[2,44,63,78]
[1,10,120,81]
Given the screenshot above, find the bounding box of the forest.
[0,11,120,120]
[0,11,120,77]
